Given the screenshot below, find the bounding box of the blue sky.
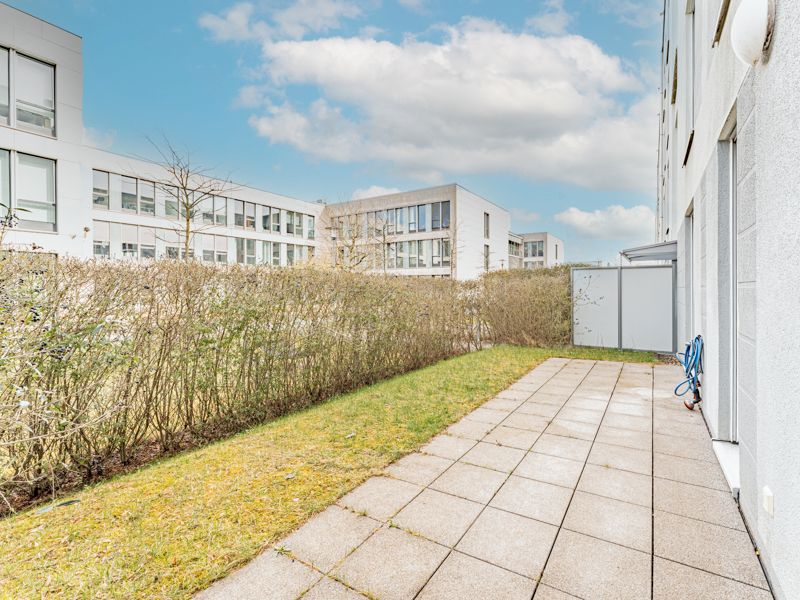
[9,0,663,262]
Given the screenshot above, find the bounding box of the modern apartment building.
[323,185,511,280]
[0,3,562,281]
[659,1,799,597]
[518,232,564,269]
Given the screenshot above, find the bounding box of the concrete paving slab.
[392,488,483,546]
[339,476,422,521]
[446,418,494,440]
[577,464,652,507]
[654,477,745,530]
[463,407,509,425]
[653,557,774,600]
[513,452,584,489]
[654,452,729,491]
[482,425,541,450]
[420,434,475,460]
[301,577,368,600]
[532,433,592,462]
[333,527,448,600]
[429,461,507,504]
[544,418,598,441]
[563,491,651,553]
[385,452,453,486]
[417,551,536,600]
[490,475,572,525]
[588,442,652,476]
[460,441,526,473]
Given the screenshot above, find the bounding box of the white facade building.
[518,232,564,269]
[0,3,562,282]
[659,1,800,598]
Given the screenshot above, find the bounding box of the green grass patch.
[0,345,654,599]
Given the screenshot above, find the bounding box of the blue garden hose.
[675,335,703,410]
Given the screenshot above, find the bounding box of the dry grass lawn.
[0,345,654,599]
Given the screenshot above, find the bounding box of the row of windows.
[0,46,56,136]
[0,148,56,232]
[92,170,315,239]
[385,238,451,270]
[92,221,313,266]
[336,201,451,239]
[524,240,544,258]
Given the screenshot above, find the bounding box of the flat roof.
[620,240,677,262]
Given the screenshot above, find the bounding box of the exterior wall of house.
[453,186,510,280]
[519,232,564,269]
[660,1,800,597]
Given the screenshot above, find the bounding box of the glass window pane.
[262,206,271,231]
[396,207,406,234]
[272,209,281,232]
[307,215,315,239]
[234,200,244,227]
[245,202,256,229]
[0,149,9,213]
[92,170,109,208]
[121,176,137,212]
[93,220,110,258]
[441,201,451,228]
[215,197,227,225]
[236,237,245,263]
[286,211,294,234]
[287,244,295,265]
[408,206,417,232]
[139,180,155,215]
[0,48,8,123]
[294,212,302,236]
[121,224,138,259]
[272,241,281,266]
[201,196,214,224]
[16,55,55,135]
[418,204,427,232]
[16,153,55,231]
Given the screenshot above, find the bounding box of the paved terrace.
[198,358,772,600]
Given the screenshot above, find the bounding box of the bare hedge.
[0,256,569,511]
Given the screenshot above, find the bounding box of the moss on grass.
[0,345,654,599]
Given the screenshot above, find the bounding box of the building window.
[140,227,156,259]
[121,176,137,213]
[286,211,295,235]
[286,243,296,266]
[234,200,244,227]
[442,201,451,229]
[92,220,110,258]
[201,196,215,225]
[431,202,441,230]
[214,197,227,226]
[0,48,8,125]
[272,209,281,233]
[484,212,490,238]
[245,202,256,230]
[272,241,281,266]
[418,204,427,232]
[555,244,558,260]
[524,241,544,258]
[15,54,55,136]
[484,244,490,271]
[307,215,315,239]
[139,180,155,215]
[236,238,255,264]
[121,224,138,259]
[442,239,451,267]
[92,170,109,209]
[262,206,272,231]
[202,234,215,262]
[396,207,406,234]
[215,236,228,263]
[409,206,417,233]
[419,239,430,268]
[16,153,56,232]
[294,212,303,237]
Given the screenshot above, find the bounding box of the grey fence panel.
[572,266,675,353]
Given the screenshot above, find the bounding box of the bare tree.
[326,211,392,273]
[150,138,235,260]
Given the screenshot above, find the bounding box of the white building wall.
[660,1,800,597]
[453,186,509,280]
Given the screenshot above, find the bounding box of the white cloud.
[554,204,655,241]
[351,185,403,200]
[398,0,425,10]
[198,3,269,42]
[274,0,362,39]
[202,10,656,193]
[510,208,541,223]
[598,0,662,29]
[526,0,572,35]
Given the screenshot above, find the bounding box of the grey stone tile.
[557,407,604,425]
[460,441,526,473]
[339,476,422,521]
[516,402,561,418]
[385,452,454,486]
[301,577,367,600]
[281,505,379,572]
[602,413,652,432]
[563,491,651,553]
[421,434,475,461]
[197,550,321,600]
[653,432,717,463]
[430,461,508,504]
[514,452,584,489]
[446,418,494,440]
[577,464,652,508]
[607,401,651,417]
[563,397,608,411]
[571,389,611,401]
[653,420,708,439]
[588,442,652,476]
[654,453,729,491]
[456,506,558,578]
[654,511,769,589]
[595,425,651,450]
[544,418,598,441]
[532,433,592,462]
[533,584,581,599]
[392,489,483,547]
[464,407,509,425]
[482,425,540,450]
[417,551,536,600]
[490,475,572,525]
[333,527,448,600]
[653,557,774,600]
[542,530,651,600]
[654,477,745,530]
[498,389,533,401]
[504,412,551,432]
[482,398,524,412]
[528,393,567,406]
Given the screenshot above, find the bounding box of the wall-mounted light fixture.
[731,0,775,66]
